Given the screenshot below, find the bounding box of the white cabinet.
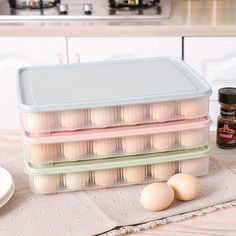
[0,37,67,129]
[67,37,182,63]
[184,37,236,129]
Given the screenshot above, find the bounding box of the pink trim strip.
[23,117,211,144]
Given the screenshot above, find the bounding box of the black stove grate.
[109,0,160,10]
[8,0,60,9]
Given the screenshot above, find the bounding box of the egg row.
[26,128,208,165]
[30,156,209,194]
[22,97,209,134]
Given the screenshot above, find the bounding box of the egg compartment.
[25,146,211,194]
[21,96,210,137]
[18,57,212,137]
[24,138,122,166]
[150,96,210,121]
[24,117,211,166]
[21,111,61,136]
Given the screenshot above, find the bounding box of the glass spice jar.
[217,87,236,149]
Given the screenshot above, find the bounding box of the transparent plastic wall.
[22,96,210,136]
[28,155,209,194]
[25,126,209,166]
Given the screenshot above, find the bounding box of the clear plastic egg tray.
[17,57,211,136]
[20,96,210,136]
[25,146,211,194]
[23,117,211,166]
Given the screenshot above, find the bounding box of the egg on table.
[140,182,174,212]
[167,173,201,201]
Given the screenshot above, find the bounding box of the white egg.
[61,110,86,130]
[121,104,145,123]
[66,172,90,190]
[90,107,115,126]
[23,112,57,134]
[151,101,175,121]
[123,166,146,183]
[151,162,175,180]
[93,139,117,157]
[95,169,117,187]
[167,173,201,201]
[140,183,174,212]
[181,128,205,148]
[122,136,146,154]
[30,144,60,165]
[180,157,209,176]
[64,141,88,161]
[33,175,60,194]
[151,133,175,152]
[181,97,207,118]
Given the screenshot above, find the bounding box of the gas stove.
[0,0,171,20]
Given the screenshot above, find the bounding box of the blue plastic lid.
[17,57,212,112]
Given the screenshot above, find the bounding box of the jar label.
[217,122,236,148]
[220,108,236,116]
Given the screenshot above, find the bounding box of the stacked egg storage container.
[17,57,212,194]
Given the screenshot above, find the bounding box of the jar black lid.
[218,87,236,104]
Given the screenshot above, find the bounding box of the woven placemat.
[1,157,236,236]
[87,158,236,235]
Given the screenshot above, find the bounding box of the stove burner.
[8,0,59,9]
[109,0,159,10]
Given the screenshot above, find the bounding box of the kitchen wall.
[184,37,236,129]
[0,36,235,130]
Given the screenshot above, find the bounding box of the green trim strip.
[25,146,211,175]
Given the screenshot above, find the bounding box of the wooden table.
[0,131,235,235]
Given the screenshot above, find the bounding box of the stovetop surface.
[0,0,171,20]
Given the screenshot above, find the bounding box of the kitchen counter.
[0,131,235,235]
[0,0,236,36]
